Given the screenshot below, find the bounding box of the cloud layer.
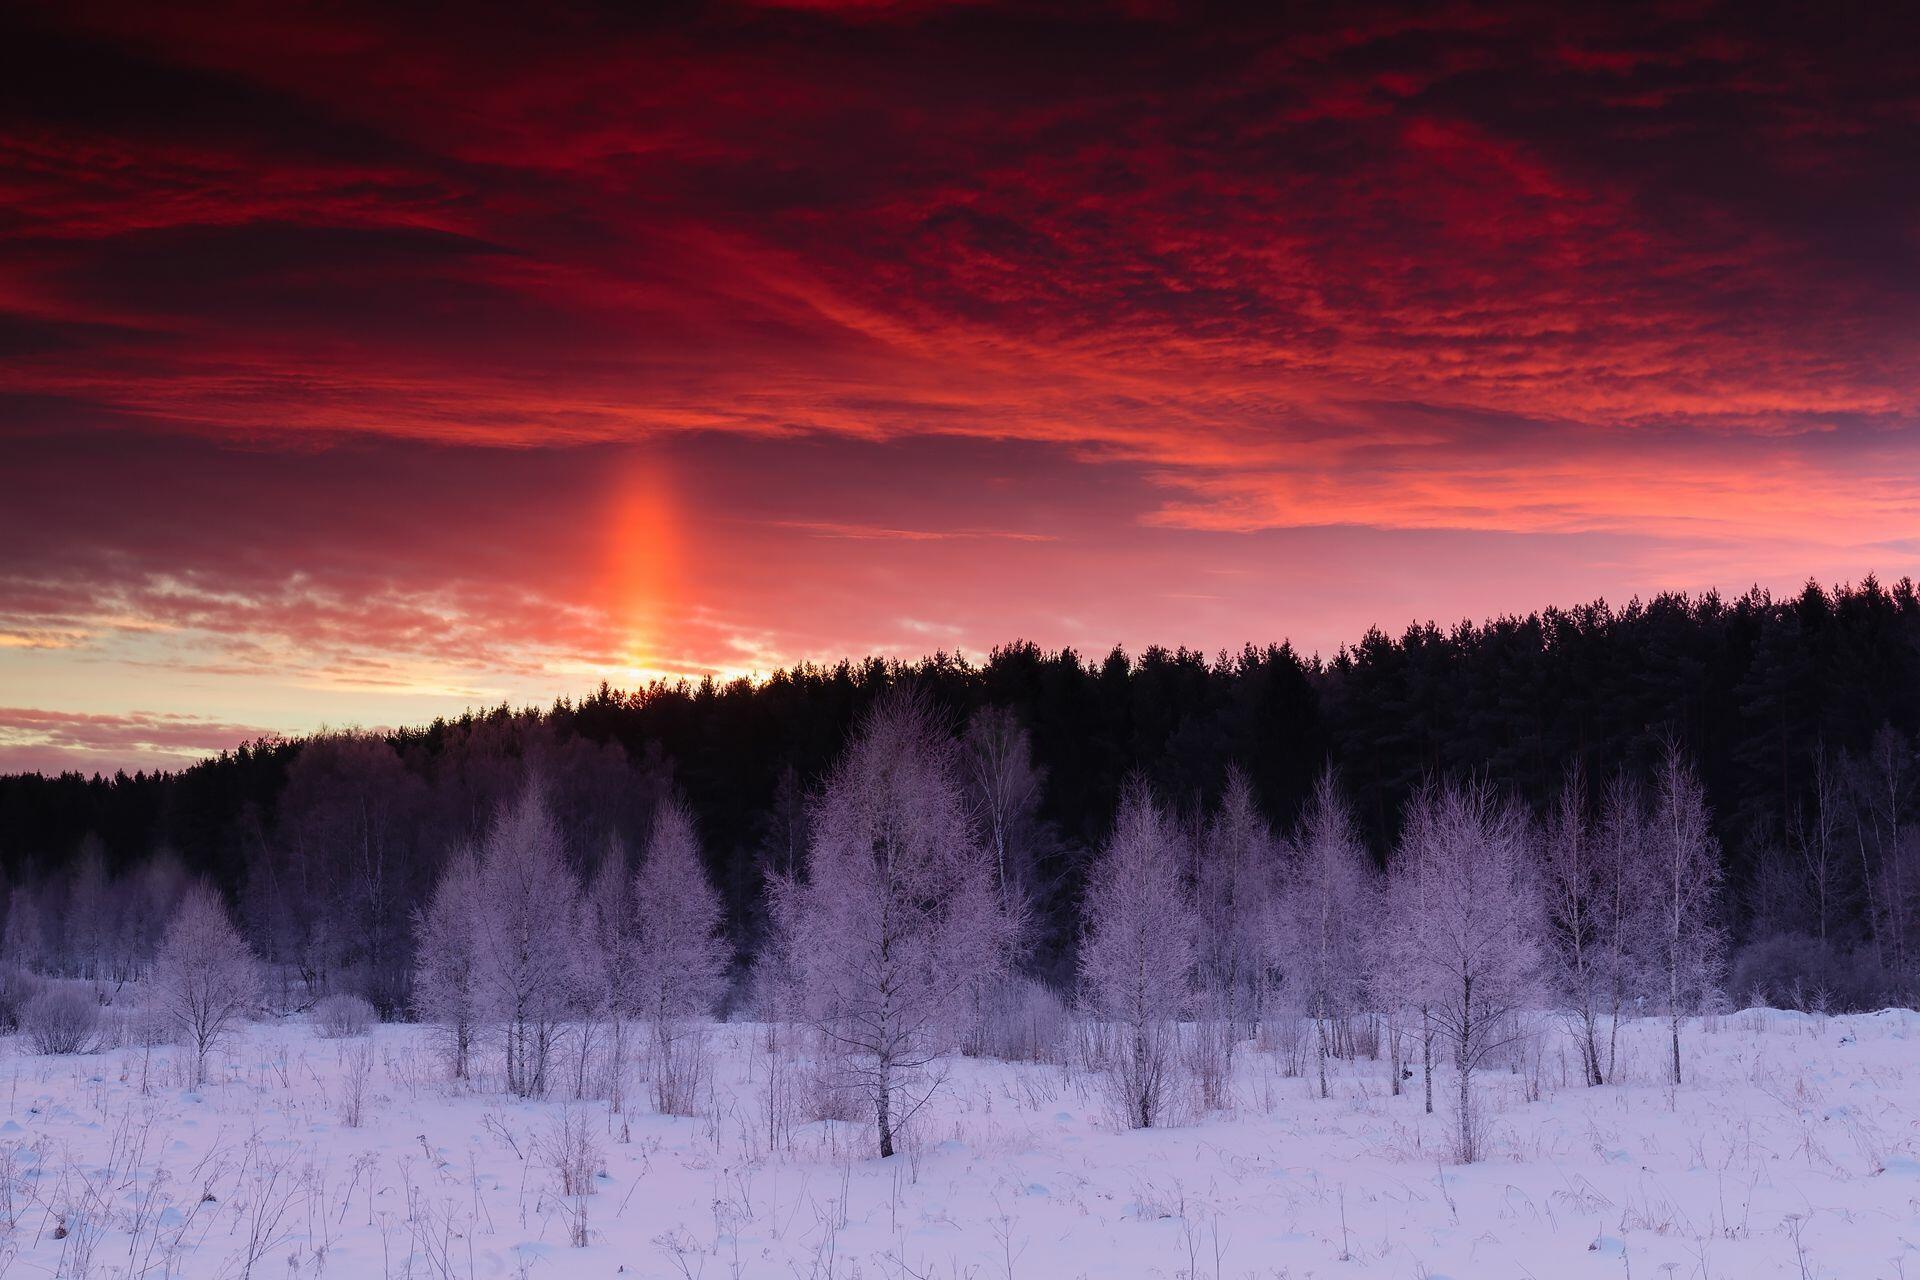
[5,2,1919,772]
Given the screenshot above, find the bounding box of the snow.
[2,1009,1915,1278]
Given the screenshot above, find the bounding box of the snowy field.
[3,1010,1917,1279]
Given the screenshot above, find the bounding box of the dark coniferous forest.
[5,579,1917,1014]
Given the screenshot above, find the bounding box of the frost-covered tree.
[962,705,1044,914]
[1594,775,1653,1077]
[1281,766,1378,1100]
[1079,778,1196,1129]
[413,846,483,1080]
[474,784,580,1098]
[150,882,261,1086]
[771,687,1012,1158]
[577,835,639,1107]
[957,706,1043,1053]
[1538,770,1659,1082]
[1376,831,1435,1114]
[1647,741,1727,1085]
[1195,766,1277,1032]
[1387,779,1543,1162]
[632,796,730,1113]
[633,797,729,1026]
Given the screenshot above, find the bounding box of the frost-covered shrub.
[1183,1015,1237,1112]
[977,975,1071,1065]
[1256,1007,1310,1078]
[337,1042,376,1126]
[22,986,99,1055]
[538,1108,601,1248]
[795,1030,864,1124]
[651,1024,711,1117]
[314,993,376,1039]
[99,1002,171,1050]
[538,1108,602,1198]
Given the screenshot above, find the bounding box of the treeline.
[4,578,1920,1011]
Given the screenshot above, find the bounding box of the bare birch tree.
[1852,727,1916,979]
[1594,772,1652,1080]
[1794,742,1848,950]
[1647,741,1726,1086]
[1542,767,1649,1086]
[962,705,1043,915]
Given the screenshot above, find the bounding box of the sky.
[4,1,1920,775]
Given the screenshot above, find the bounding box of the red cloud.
[4,2,1920,773]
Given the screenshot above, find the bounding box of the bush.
[976,975,1071,1064]
[98,1002,171,1050]
[1183,1016,1237,1112]
[795,1030,863,1124]
[22,986,99,1055]
[651,1025,711,1117]
[313,993,377,1039]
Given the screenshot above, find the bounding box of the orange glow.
[603,461,682,683]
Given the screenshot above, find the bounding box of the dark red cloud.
[4,1,1919,772]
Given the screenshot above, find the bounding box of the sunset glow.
[603,463,684,684]
[5,2,1920,773]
